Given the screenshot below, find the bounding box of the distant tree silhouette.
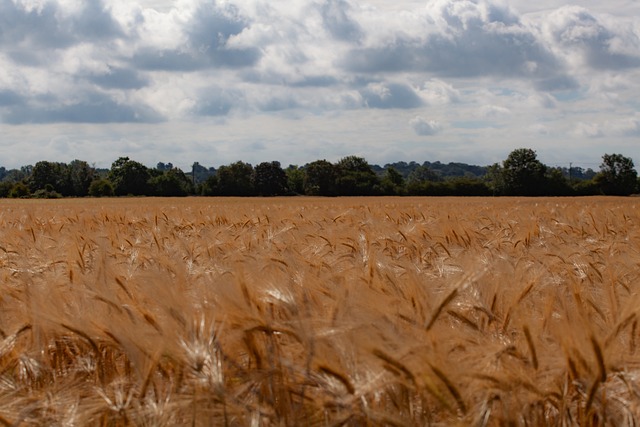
[253,161,288,196]
[108,157,151,196]
[335,156,381,196]
[304,160,337,196]
[502,148,547,196]
[595,153,638,195]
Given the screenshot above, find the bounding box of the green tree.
[0,181,12,198]
[304,160,337,196]
[149,168,194,196]
[214,161,255,196]
[545,167,573,196]
[200,174,218,196]
[108,157,151,196]
[484,163,504,196]
[9,182,30,198]
[285,165,305,195]
[447,177,491,196]
[595,153,638,195]
[30,161,67,194]
[253,161,288,196]
[381,167,405,195]
[66,160,95,197]
[32,184,62,199]
[334,156,381,196]
[88,179,115,197]
[406,165,441,195]
[502,148,547,196]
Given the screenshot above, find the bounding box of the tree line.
[0,149,637,198]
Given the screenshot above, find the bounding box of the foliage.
[406,165,444,195]
[9,182,30,198]
[149,168,194,197]
[88,179,115,197]
[502,148,548,196]
[212,161,255,196]
[447,177,492,196]
[253,161,289,196]
[29,160,95,197]
[285,165,305,195]
[484,163,504,196]
[1,150,639,198]
[335,156,381,196]
[545,167,574,196]
[595,153,638,195]
[304,160,337,196]
[108,157,151,196]
[380,167,405,195]
[0,181,13,198]
[30,161,67,194]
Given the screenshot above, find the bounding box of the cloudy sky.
[1,0,639,170]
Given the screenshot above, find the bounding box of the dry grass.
[0,196,640,425]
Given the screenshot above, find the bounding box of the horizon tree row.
[0,150,637,198]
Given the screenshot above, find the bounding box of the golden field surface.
[1,196,640,426]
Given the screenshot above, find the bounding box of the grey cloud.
[0,0,122,49]
[6,50,48,66]
[342,1,566,83]
[2,93,163,124]
[546,7,640,70]
[195,87,242,116]
[71,0,124,41]
[344,29,560,79]
[186,3,260,68]
[132,49,207,71]
[88,67,149,90]
[535,75,580,92]
[0,90,24,106]
[320,0,362,41]
[361,83,423,109]
[410,116,441,136]
[129,3,260,72]
[241,69,339,87]
[0,1,74,48]
[258,95,300,112]
[291,75,340,87]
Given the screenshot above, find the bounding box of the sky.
[1,0,640,170]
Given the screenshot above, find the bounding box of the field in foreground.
[1,196,640,426]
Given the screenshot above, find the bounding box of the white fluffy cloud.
[0,0,639,168]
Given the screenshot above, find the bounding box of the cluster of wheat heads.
[1,196,640,425]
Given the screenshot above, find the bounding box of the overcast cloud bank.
[0,0,639,168]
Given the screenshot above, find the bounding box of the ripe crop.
[0,196,639,425]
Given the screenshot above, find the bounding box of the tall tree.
[596,153,638,195]
[253,161,288,196]
[406,165,441,195]
[215,161,255,196]
[149,168,194,196]
[285,165,305,195]
[108,157,151,196]
[304,160,337,196]
[335,156,381,196]
[501,148,547,196]
[381,167,405,195]
[30,161,66,195]
[67,159,95,197]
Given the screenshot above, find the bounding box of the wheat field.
[0,196,639,426]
